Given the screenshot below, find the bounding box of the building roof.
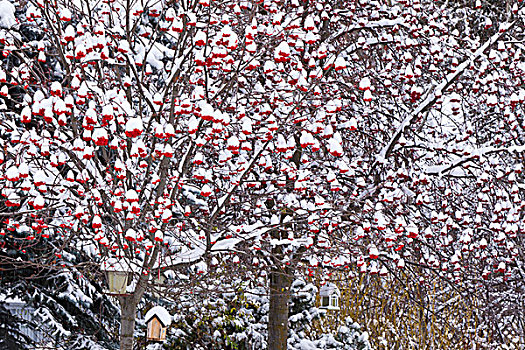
[319,283,341,297]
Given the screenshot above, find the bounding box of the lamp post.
[107,270,129,295]
[101,258,131,295]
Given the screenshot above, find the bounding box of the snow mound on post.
[298,339,317,350]
[145,306,172,327]
[0,1,16,29]
[100,257,129,272]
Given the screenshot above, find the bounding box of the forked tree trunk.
[119,295,137,350]
[268,267,292,350]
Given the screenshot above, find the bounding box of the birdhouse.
[100,258,130,295]
[319,283,340,310]
[145,306,172,342]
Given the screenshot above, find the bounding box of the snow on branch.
[425,145,525,176]
[375,22,516,167]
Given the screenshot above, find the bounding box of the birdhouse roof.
[145,306,172,327]
[319,283,340,297]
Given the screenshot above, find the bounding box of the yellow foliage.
[308,268,521,350]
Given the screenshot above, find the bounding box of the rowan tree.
[0,0,524,349]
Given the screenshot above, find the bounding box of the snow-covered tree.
[0,221,120,348]
[1,0,524,348]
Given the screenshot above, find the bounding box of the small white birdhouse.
[319,283,340,310]
[145,306,172,342]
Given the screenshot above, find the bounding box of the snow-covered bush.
[164,277,371,350]
[294,318,370,350]
[288,280,371,350]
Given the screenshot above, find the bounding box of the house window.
[321,296,330,307]
[331,295,338,308]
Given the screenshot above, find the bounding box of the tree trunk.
[119,295,137,350]
[268,267,292,350]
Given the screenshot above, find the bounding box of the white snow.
[0,0,16,29]
[298,339,318,350]
[319,283,340,297]
[376,26,511,164]
[144,306,172,326]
